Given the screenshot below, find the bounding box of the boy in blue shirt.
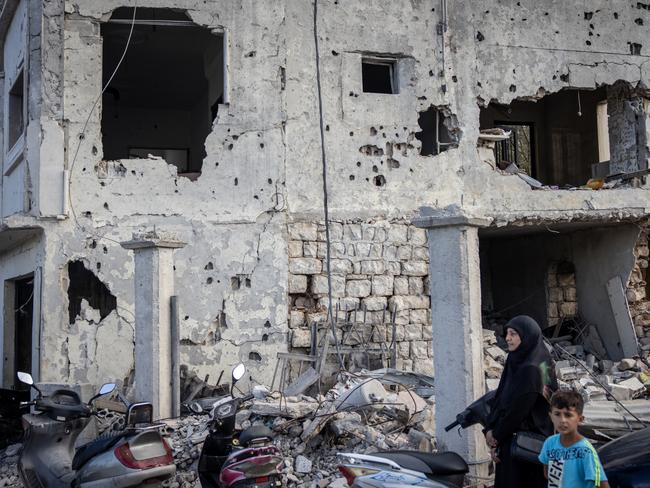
[539,390,609,488]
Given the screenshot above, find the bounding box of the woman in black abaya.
[484,315,557,488]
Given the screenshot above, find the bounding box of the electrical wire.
[67,6,139,246]
[312,0,345,371]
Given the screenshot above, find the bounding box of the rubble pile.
[0,444,22,488]
[161,371,435,487]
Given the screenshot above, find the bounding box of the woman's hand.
[485,430,498,448]
[490,447,500,464]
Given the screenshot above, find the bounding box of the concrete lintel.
[413,215,491,230]
[121,238,187,250]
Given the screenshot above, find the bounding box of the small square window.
[8,70,25,149]
[362,59,397,94]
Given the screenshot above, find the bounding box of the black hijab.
[492,315,557,413]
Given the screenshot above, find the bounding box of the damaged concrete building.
[2,0,650,465]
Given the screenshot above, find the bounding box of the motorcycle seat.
[72,433,125,470]
[239,425,274,447]
[372,451,469,476]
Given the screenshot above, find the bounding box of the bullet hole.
[326,125,330,131]
[544,12,549,15]
[260,143,265,148]
[359,145,384,156]
[372,165,379,173]
[234,177,238,186]
[249,351,262,362]
[379,126,383,130]
[231,276,240,290]
[349,131,354,136]
[82,167,86,172]
[586,40,592,46]
[254,195,259,199]
[262,334,269,342]
[429,70,434,77]
[373,175,386,186]
[103,202,109,210]
[245,278,251,288]
[228,144,233,150]
[630,43,642,55]
[83,211,92,218]
[552,75,557,80]
[245,50,256,57]
[92,146,98,155]
[131,170,136,175]
[349,175,355,180]
[477,81,482,87]
[349,91,354,96]
[205,262,214,270]
[232,135,239,141]
[560,73,569,82]
[589,24,594,29]
[332,50,339,56]
[184,316,189,320]
[388,158,400,169]
[476,31,485,42]
[382,132,386,138]
[614,12,619,19]
[267,178,273,184]
[509,84,517,93]
[264,320,271,328]
[638,2,650,9]
[206,277,213,284]
[584,12,593,20]
[356,161,361,167]
[365,177,370,182]
[370,127,377,136]
[90,239,97,249]
[96,262,101,271]
[522,18,527,22]
[452,75,458,83]
[102,246,108,254]
[67,261,116,324]
[588,31,593,36]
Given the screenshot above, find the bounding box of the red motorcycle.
[192,364,283,487]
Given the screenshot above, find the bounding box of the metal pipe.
[170,296,180,417]
[435,109,441,155]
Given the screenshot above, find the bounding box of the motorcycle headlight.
[217,403,233,417]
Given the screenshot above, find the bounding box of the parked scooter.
[335,391,494,487]
[193,364,283,487]
[17,371,176,487]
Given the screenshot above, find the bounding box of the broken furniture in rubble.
[274,303,399,397]
[179,364,230,412]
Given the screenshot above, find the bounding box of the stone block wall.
[287,220,433,374]
[547,261,578,327]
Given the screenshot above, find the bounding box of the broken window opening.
[415,106,460,156]
[494,122,535,177]
[101,8,224,177]
[8,69,25,150]
[362,58,398,94]
[67,261,116,324]
[480,84,650,188]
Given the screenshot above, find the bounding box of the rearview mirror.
[99,383,116,396]
[189,401,203,414]
[17,371,33,386]
[232,363,246,382]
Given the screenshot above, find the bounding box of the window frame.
[361,57,399,95]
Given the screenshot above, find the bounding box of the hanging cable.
[67,6,139,245]
[313,0,345,370]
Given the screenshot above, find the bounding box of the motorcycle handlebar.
[444,420,460,432]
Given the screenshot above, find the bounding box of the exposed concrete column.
[413,211,490,472]
[121,232,186,419]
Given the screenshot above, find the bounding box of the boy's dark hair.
[550,390,584,414]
